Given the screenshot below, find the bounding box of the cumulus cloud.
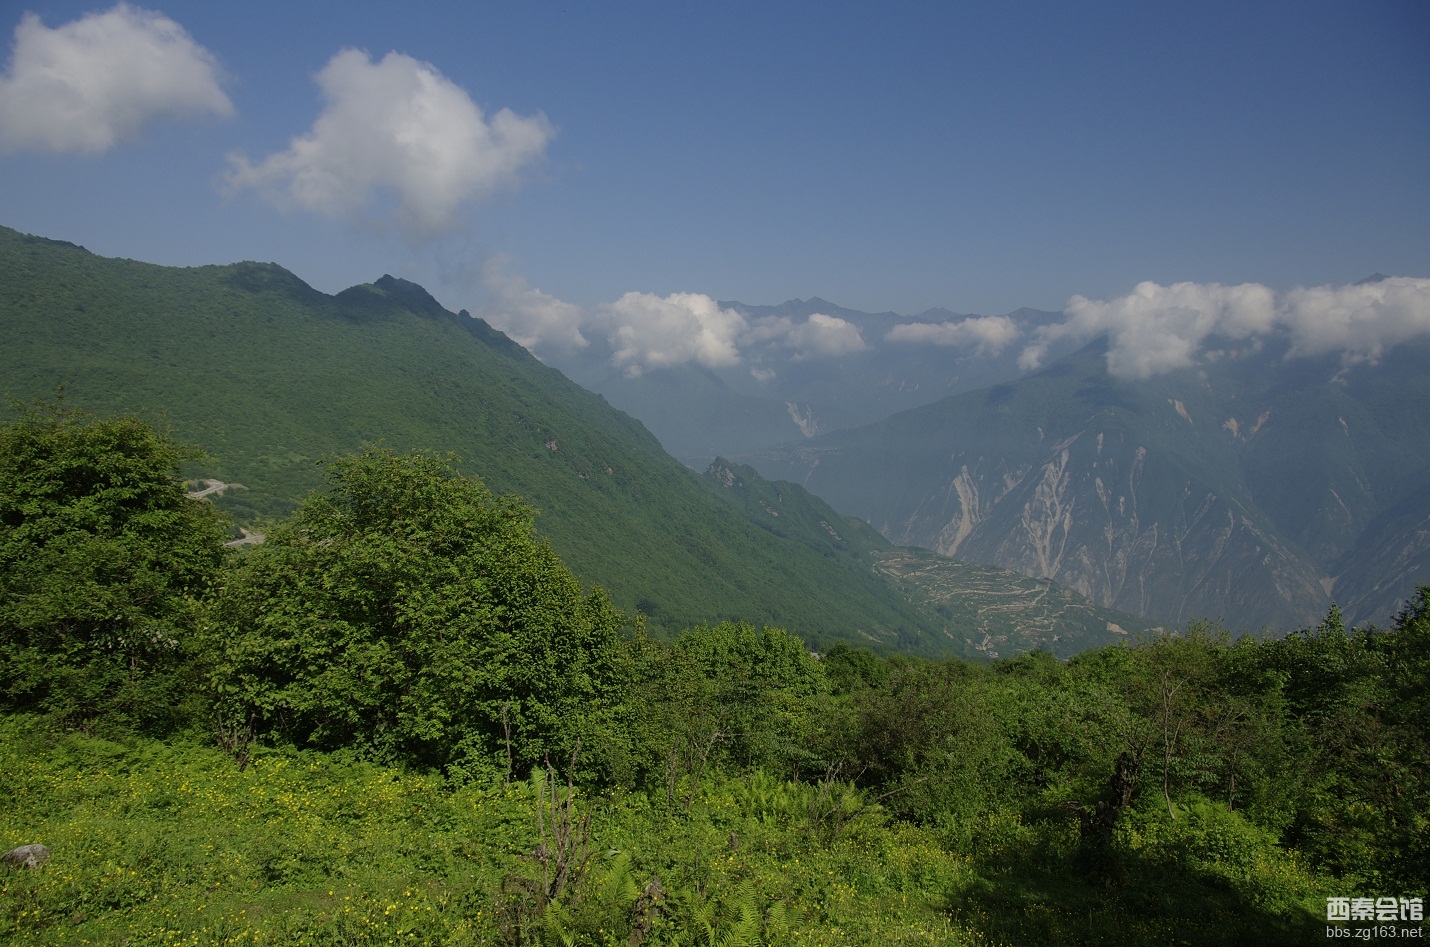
[746,313,867,360]
[463,267,871,371]
[1020,281,1278,378]
[479,257,588,351]
[602,292,747,376]
[887,315,1019,354]
[1019,277,1430,379]
[0,4,231,154]
[225,49,552,238]
[780,313,868,359]
[1281,277,1430,364]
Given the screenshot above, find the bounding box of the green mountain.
[1,224,1146,655]
[753,336,1430,631]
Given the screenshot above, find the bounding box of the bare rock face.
[2,844,50,869]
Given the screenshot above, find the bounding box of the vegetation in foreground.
[2,404,1425,945]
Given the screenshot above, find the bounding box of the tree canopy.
[0,401,228,732]
[210,446,633,774]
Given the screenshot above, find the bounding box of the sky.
[1,0,1428,379]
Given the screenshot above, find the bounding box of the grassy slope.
[0,227,942,649]
[0,717,1327,947]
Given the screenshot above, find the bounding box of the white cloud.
[781,313,868,359]
[1020,280,1277,378]
[0,4,231,154]
[1019,277,1430,379]
[1281,277,1430,365]
[479,257,588,351]
[603,292,747,376]
[459,271,867,370]
[468,269,1430,380]
[887,315,1019,354]
[225,49,552,239]
[746,313,867,360]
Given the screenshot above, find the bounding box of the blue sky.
[1,0,1427,341]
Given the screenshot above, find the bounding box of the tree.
[1379,588,1430,889]
[0,401,228,733]
[210,447,633,774]
[633,622,830,788]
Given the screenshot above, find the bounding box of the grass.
[1,716,1330,946]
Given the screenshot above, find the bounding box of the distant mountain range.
[749,334,1430,630]
[544,298,1083,466]
[539,280,1430,633]
[0,225,1151,656]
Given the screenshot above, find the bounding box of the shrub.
[0,402,227,734]
[210,447,634,775]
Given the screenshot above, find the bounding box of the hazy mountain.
[752,335,1430,631]
[543,298,1078,465]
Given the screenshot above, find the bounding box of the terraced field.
[873,549,1159,659]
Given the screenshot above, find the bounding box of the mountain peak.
[371,274,448,316]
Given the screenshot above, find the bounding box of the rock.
[2,844,50,868]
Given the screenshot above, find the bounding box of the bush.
[210,447,634,775]
[0,402,227,734]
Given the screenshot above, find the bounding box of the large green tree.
[210,447,633,774]
[646,621,830,779]
[0,402,228,733]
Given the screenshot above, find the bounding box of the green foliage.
[821,641,891,694]
[15,597,1425,945]
[1118,796,1311,907]
[210,447,633,774]
[0,388,1419,944]
[0,402,227,734]
[0,716,1328,947]
[1256,590,1430,890]
[847,658,1029,822]
[671,622,829,775]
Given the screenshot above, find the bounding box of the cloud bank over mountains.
[1281,278,1430,364]
[479,258,588,352]
[481,277,870,376]
[1019,277,1430,379]
[0,4,231,154]
[886,315,1020,355]
[225,49,553,239]
[604,292,746,375]
[1018,281,1278,378]
[482,271,1430,380]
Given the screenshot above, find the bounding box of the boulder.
[2,844,50,869]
